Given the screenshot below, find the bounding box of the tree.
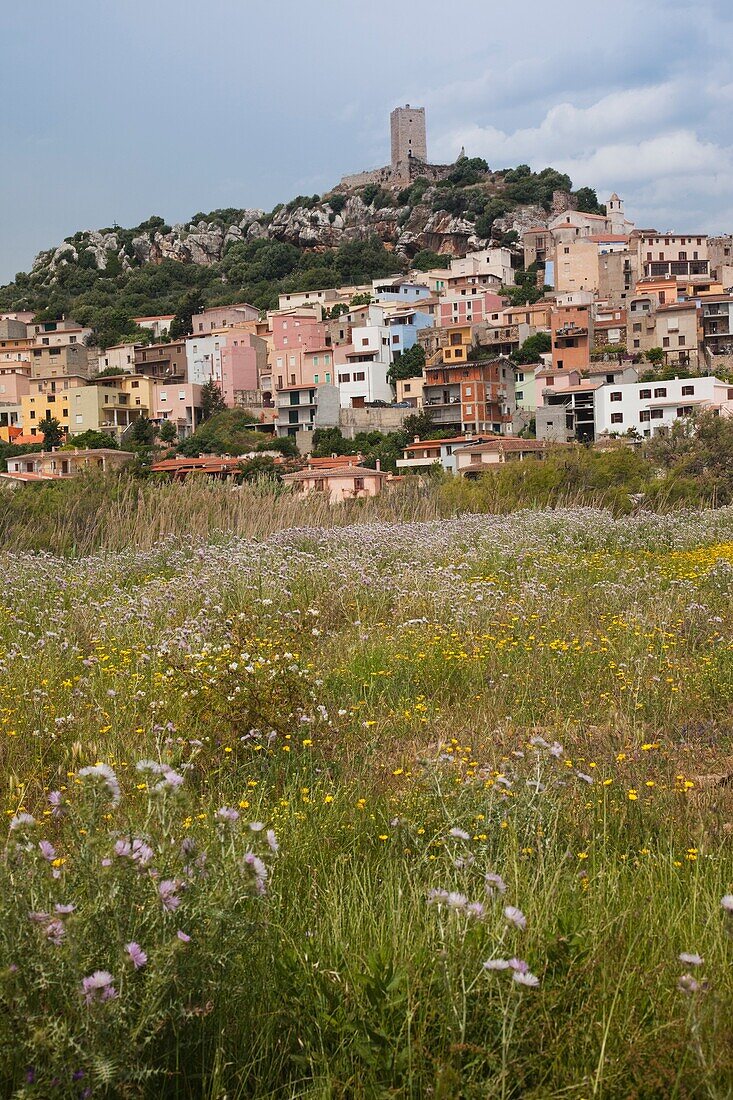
[129,416,156,447]
[237,455,282,483]
[646,347,665,365]
[512,332,552,364]
[169,290,205,340]
[574,187,606,216]
[349,292,372,307]
[401,409,436,441]
[411,250,445,272]
[39,416,63,449]
[177,409,261,457]
[63,430,117,450]
[158,420,178,444]
[388,344,426,386]
[200,380,227,422]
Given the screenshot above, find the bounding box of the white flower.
[504,905,527,930]
[679,952,703,966]
[513,970,540,987]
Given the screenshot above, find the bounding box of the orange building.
[550,304,593,370]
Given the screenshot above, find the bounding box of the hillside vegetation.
[0,163,602,348]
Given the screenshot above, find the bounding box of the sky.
[2,0,733,284]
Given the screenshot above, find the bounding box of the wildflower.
[447,891,468,910]
[248,821,265,832]
[44,919,65,946]
[576,771,594,785]
[485,872,508,897]
[679,952,703,966]
[125,942,148,969]
[215,807,240,824]
[483,958,512,970]
[158,879,181,912]
[513,970,540,987]
[721,894,733,914]
[677,972,703,994]
[81,970,117,1005]
[48,791,64,817]
[78,764,121,807]
[114,837,154,867]
[504,905,527,931]
[466,901,486,919]
[176,930,191,943]
[135,759,184,793]
[9,813,36,832]
[427,888,449,906]
[266,829,279,853]
[507,957,528,973]
[38,840,56,862]
[448,827,470,840]
[242,852,268,895]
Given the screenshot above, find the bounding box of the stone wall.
[339,405,413,439]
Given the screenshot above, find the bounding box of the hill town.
[1,105,733,492]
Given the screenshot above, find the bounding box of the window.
[338,373,351,383]
[465,386,472,396]
[611,412,623,424]
[606,374,615,384]
[610,391,622,402]
[546,377,554,386]
[680,384,694,395]
[354,371,365,381]
[639,389,652,399]
[633,323,641,332]
[313,374,319,384]
[404,384,411,393]
[160,393,167,401]
[465,405,473,415]
[516,390,524,401]
[313,479,325,492]
[290,374,296,385]
[325,373,331,383]
[516,372,524,382]
[639,410,651,423]
[677,406,694,417]
[654,387,667,398]
[277,376,283,388]
[651,408,664,419]
[354,477,365,490]
[678,336,686,346]
[361,338,369,347]
[633,340,640,349]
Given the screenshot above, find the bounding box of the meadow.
[1,493,733,1097]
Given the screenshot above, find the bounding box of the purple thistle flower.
[78,764,121,807]
[241,852,268,895]
[215,807,240,824]
[81,970,117,1005]
[266,828,279,853]
[28,911,50,923]
[721,894,733,914]
[44,919,65,946]
[485,872,508,897]
[483,959,512,971]
[466,901,486,919]
[513,970,540,987]
[504,905,527,931]
[448,827,470,840]
[176,930,191,943]
[38,839,56,862]
[508,957,528,973]
[158,879,181,911]
[54,903,76,915]
[114,837,154,867]
[575,771,594,785]
[678,972,702,994]
[679,952,703,966]
[248,821,265,832]
[446,891,468,910]
[125,942,148,969]
[48,791,64,817]
[9,813,36,832]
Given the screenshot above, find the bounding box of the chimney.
[413,435,420,443]
[376,459,381,471]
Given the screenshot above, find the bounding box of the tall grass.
[0,506,732,1095]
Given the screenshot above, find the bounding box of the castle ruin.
[339,105,453,191]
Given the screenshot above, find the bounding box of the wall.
[339,405,413,439]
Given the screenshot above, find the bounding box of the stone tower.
[390,104,427,169]
[607,192,625,231]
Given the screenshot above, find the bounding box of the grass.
[1,502,733,1096]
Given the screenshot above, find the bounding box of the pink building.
[438,291,506,328]
[192,304,260,333]
[282,463,388,502]
[272,313,334,390]
[153,382,203,436]
[0,364,31,403]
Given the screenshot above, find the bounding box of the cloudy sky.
[1,0,732,283]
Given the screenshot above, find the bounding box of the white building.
[595,376,733,438]
[335,320,394,408]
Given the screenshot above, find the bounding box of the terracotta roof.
[587,234,629,242]
[461,438,568,455]
[150,456,243,473]
[283,464,387,481]
[402,434,493,451]
[544,381,604,393]
[303,454,365,468]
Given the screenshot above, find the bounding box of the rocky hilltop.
[30,171,559,283]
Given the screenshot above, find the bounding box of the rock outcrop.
[30,186,521,282]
